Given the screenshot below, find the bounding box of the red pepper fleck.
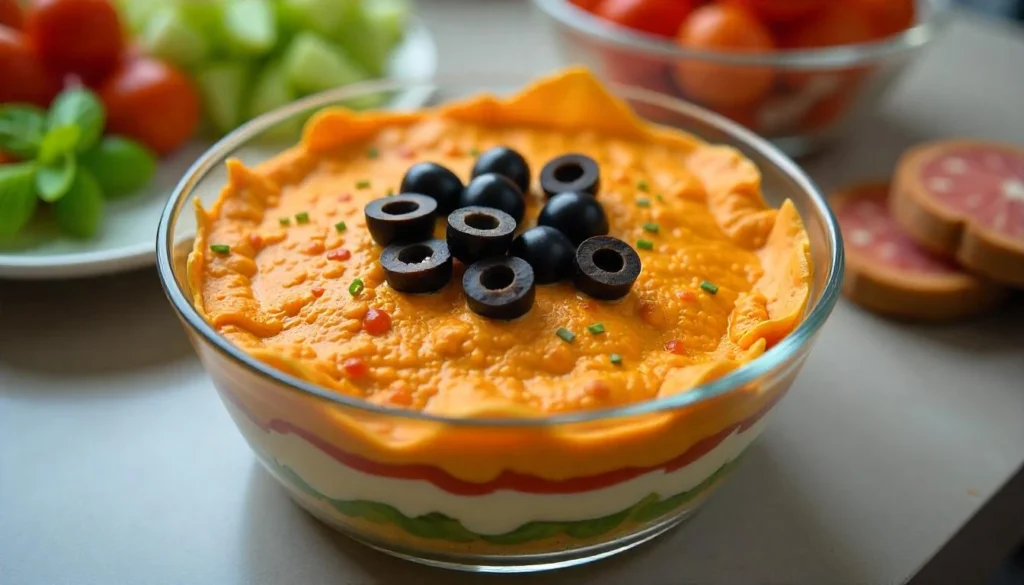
[311,287,325,298]
[584,379,610,400]
[363,308,392,336]
[676,290,698,302]
[327,248,352,261]
[338,193,352,202]
[665,339,686,355]
[397,146,415,159]
[248,233,263,249]
[342,357,368,378]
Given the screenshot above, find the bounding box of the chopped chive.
[295,211,310,224]
[334,221,347,233]
[386,188,395,196]
[279,217,290,226]
[656,193,665,203]
[366,147,379,159]
[210,244,231,255]
[587,322,606,335]
[469,147,480,156]
[636,198,651,207]
[610,353,623,366]
[356,180,371,189]
[643,222,660,234]
[700,280,719,295]
[556,327,576,343]
[349,278,364,296]
[637,180,649,192]
[637,239,654,251]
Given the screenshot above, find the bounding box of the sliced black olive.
[510,226,575,285]
[537,191,609,245]
[471,146,531,193]
[460,173,526,224]
[446,206,517,264]
[462,256,535,320]
[574,236,641,301]
[364,194,437,246]
[539,154,600,198]
[400,162,464,214]
[380,239,453,293]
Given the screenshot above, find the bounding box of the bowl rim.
[532,0,953,68]
[156,74,844,428]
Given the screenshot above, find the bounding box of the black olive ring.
[380,239,453,293]
[540,153,601,198]
[364,194,438,247]
[574,236,642,301]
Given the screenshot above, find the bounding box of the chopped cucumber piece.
[364,0,410,48]
[179,0,228,58]
[140,5,211,67]
[116,0,173,35]
[275,0,357,38]
[335,3,390,77]
[223,0,277,56]
[282,32,368,96]
[249,62,303,142]
[196,62,253,134]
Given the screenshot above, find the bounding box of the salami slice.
[892,140,1024,286]
[833,182,1008,321]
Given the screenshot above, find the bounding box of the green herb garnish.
[587,323,606,335]
[636,198,651,207]
[210,244,231,255]
[356,179,371,189]
[637,239,654,250]
[637,180,649,192]
[386,188,395,196]
[367,147,379,159]
[643,222,660,234]
[469,147,480,156]
[610,353,623,366]
[556,327,576,343]
[279,217,290,226]
[349,278,364,296]
[656,194,665,203]
[334,221,347,232]
[295,211,310,224]
[700,281,719,295]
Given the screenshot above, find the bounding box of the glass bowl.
[156,76,843,573]
[532,0,951,158]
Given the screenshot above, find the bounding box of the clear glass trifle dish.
[533,0,951,158]
[156,72,844,573]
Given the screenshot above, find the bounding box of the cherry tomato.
[673,4,776,108]
[0,26,60,106]
[0,150,18,164]
[595,0,696,38]
[720,0,826,23]
[98,57,201,156]
[849,0,916,39]
[0,0,24,29]
[25,0,124,82]
[780,3,874,49]
[362,308,392,336]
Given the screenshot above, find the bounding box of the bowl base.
[289,492,696,574]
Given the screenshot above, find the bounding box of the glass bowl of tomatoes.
[532,0,951,157]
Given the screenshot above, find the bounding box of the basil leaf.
[37,125,82,165]
[80,137,157,198]
[54,168,104,239]
[0,106,47,159]
[0,162,39,238]
[36,154,77,203]
[48,88,106,153]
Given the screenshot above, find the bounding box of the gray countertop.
[2,2,1024,584]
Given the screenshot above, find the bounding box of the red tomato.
[849,0,916,39]
[673,4,776,108]
[362,308,392,336]
[721,0,826,23]
[779,3,874,49]
[342,357,368,378]
[569,0,603,11]
[0,150,18,164]
[98,57,200,156]
[0,26,60,106]
[595,0,696,38]
[25,0,124,82]
[0,0,24,29]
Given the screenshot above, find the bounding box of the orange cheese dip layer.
[188,69,812,422]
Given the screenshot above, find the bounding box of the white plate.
[0,18,438,280]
